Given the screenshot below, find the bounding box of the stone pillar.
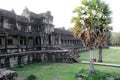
[59,34,61,45]
[10,57,14,67]
[51,34,54,45]
[4,34,8,53]
[26,36,28,51]
[41,37,43,45]
[0,16,4,28]
[1,58,5,68]
[5,57,10,68]
[32,54,36,62]
[43,34,48,46]
[28,55,33,63]
[17,36,21,52]
[23,55,28,64]
[17,56,22,66]
[33,37,36,50]
[44,54,48,61]
[0,58,1,67]
[3,18,9,28]
[52,54,55,62]
[41,54,45,62]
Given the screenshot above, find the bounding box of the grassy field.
[80,47,120,64]
[10,47,120,80]
[11,63,120,80]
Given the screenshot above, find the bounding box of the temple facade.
[0,8,87,68]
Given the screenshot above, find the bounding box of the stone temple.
[0,8,87,68]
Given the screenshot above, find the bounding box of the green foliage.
[72,0,112,49]
[72,0,112,29]
[111,32,120,46]
[25,74,37,80]
[76,69,120,80]
[17,64,24,68]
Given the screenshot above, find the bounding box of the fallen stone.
[0,69,17,80]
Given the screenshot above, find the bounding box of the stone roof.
[29,11,44,19]
[0,8,16,19]
[39,11,53,18]
[54,28,79,40]
[16,15,28,22]
[54,28,73,35]
[29,11,38,18]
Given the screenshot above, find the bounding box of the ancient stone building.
[0,8,87,68]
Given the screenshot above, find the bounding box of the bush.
[76,69,120,80]
[17,64,24,68]
[25,74,37,80]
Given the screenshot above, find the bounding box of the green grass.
[10,62,120,80]
[10,47,120,80]
[80,47,120,64]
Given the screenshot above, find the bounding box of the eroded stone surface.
[0,69,17,80]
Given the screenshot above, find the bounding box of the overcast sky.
[0,0,119,32]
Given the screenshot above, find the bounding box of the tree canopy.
[72,0,112,49]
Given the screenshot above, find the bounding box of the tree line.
[111,32,120,46]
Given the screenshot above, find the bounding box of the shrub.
[25,74,37,80]
[76,69,119,80]
[17,64,24,68]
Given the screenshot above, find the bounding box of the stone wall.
[0,49,81,68]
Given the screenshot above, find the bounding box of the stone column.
[51,33,54,45]
[17,36,20,52]
[41,37,43,45]
[59,34,61,45]
[26,36,28,51]
[0,16,4,28]
[5,34,8,53]
[41,54,45,62]
[5,57,10,67]
[10,57,14,67]
[1,58,5,68]
[33,37,36,50]
[17,56,22,66]
[0,58,1,67]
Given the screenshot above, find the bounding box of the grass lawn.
[80,47,120,64]
[10,47,120,80]
[10,63,120,80]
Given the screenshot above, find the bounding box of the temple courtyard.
[10,47,120,80]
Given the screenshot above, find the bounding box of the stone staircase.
[43,45,81,63]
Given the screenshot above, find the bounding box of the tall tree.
[111,32,120,46]
[72,0,112,74]
[94,1,112,62]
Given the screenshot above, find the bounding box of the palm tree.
[95,1,112,62]
[72,11,97,75]
[72,0,112,74]
[96,26,111,62]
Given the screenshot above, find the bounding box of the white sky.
[0,0,119,32]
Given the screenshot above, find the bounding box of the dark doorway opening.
[48,34,51,45]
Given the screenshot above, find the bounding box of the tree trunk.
[98,46,103,62]
[89,49,95,74]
